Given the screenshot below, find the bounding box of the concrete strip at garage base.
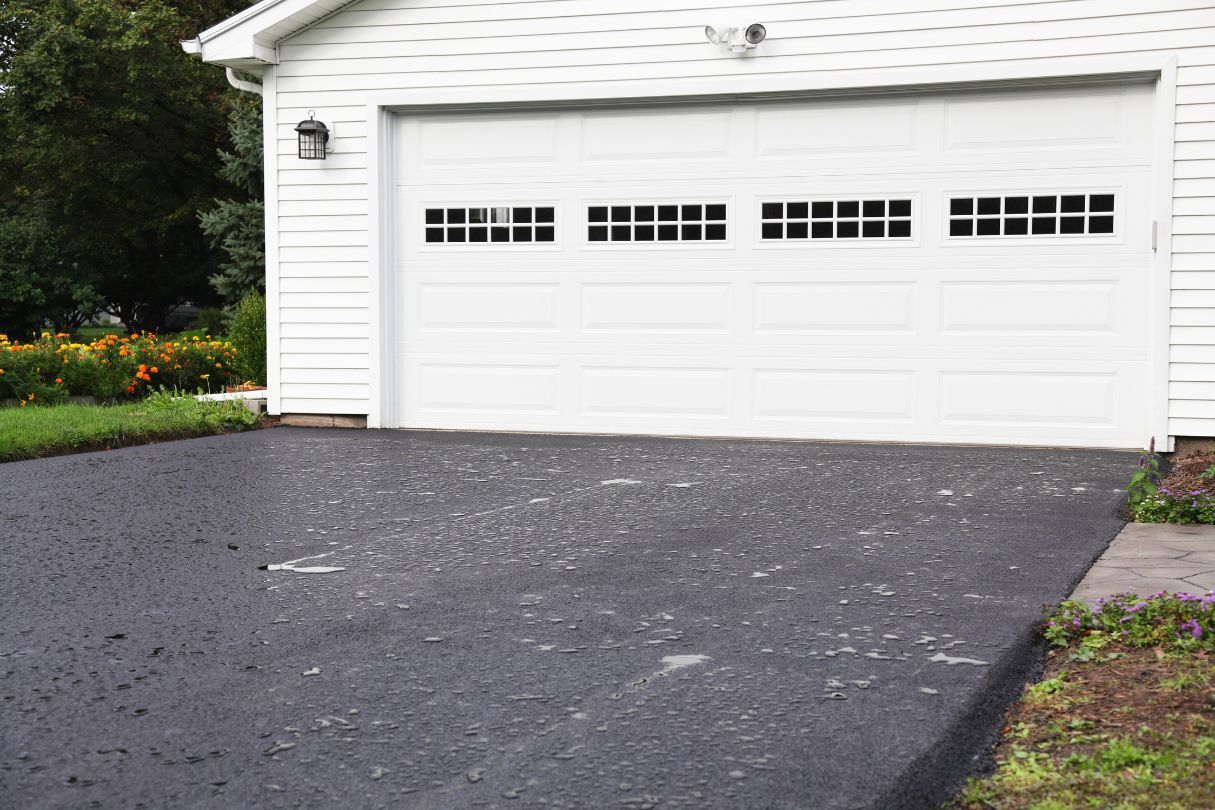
[1070,523,1215,604]
[0,430,1133,809]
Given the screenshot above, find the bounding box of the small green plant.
[1126,436,1161,509]
[1134,492,1215,524]
[1200,464,1215,480]
[1045,591,1215,652]
[228,291,266,385]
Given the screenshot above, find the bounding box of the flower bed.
[0,332,240,405]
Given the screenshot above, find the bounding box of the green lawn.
[0,394,260,463]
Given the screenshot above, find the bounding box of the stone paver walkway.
[1071,523,1215,604]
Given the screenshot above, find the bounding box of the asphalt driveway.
[0,429,1132,809]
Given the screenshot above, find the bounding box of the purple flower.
[1180,619,1203,639]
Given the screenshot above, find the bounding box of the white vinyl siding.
[268,0,1215,441]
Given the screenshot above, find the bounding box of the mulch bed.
[1163,444,1215,497]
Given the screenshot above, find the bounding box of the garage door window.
[425,206,557,244]
[760,199,913,240]
[948,194,1115,237]
[588,203,728,243]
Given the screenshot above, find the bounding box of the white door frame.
[364,54,1177,448]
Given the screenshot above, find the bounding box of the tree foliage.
[0,0,256,335]
[200,86,265,303]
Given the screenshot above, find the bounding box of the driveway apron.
[0,429,1132,808]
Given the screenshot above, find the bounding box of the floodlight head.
[745,23,767,45]
[704,25,722,45]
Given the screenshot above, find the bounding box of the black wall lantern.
[295,110,330,160]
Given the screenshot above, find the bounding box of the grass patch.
[949,594,1215,809]
[0,392,261,463]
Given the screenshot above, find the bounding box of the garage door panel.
[393,83,1156,447]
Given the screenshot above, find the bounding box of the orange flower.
[138,364,148,373]
[54,378,62,384]
[150,366,158,374]
[127,385,135,394]
[27,393,35,400]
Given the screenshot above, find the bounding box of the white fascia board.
[184,0,351,68]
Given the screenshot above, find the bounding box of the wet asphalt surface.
[0,428,1132,809]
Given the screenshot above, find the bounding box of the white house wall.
[266,0,1215,441]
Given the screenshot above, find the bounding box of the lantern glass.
[295,113,330,160]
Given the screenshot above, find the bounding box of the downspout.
[226,67,263,96]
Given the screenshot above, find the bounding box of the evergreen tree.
[200,86,265,303]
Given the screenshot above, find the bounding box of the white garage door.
[393,82,1155,448]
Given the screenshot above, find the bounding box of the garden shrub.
[0,332,240,404]
[228,291,266,385]
[189,307,230,337]
[1046,591,1215,652]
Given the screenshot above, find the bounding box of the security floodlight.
[705,23,768,53]
[745,23,767,45]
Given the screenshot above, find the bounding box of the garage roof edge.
[182,0,359,69]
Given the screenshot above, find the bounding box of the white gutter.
[225,67,263,96]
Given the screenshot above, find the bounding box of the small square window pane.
[863,200,885,217]
[682,224,702,240]
[425,228,444,243]
[491,226,511,243]
[976,219,1000,236]
[658,205,679,222]
[1088,215,1114,234]
[761,202,783,219]
[888,220,911,238]
[1032,196,1057,214]
[811,201,833,219]
[682,204,703,221]
[811,222,833,239]
[706,204,727,221]
[635,206,656,222]
[490,207,511,224]
[658,224,679,241]
[977,198,1000,215]
[1061,195,1086,214]
[469,227,489,243]
[1060,216,1085,234]
[535,226,555,242]
[889,200,912,218]
[949,220,974,237]
[837,201,860,218]
[634,225,655,241]
[469,208,489,224]
[761,222,784,240]
[588,207,609,223]
[512,226,532,242]
[425,209,444,225]
[1004,197,1029,215]
[862,220,885,238]
[448,227,467,242]
[447,209,467,224]
[588,226,608,242]
[1004,218,1028,235]
[535,207,555,224]
[787,202,808,219]
[837,221,859,238]
[786,222,808,239]
[1032,217,1057,235]
[611,206,631,223]
[706,224,727,241]
[950,198,974,216]
[611,225,631,241]
[1089,194,1115,212]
